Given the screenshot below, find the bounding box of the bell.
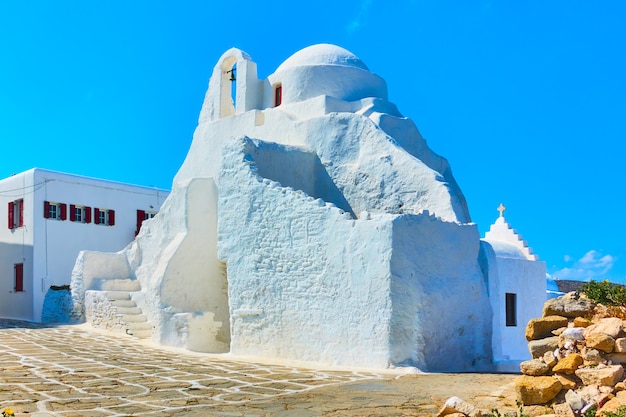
[229,70,236,82]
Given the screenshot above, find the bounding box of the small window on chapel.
[274,84,282,107]
[505,293,517,327]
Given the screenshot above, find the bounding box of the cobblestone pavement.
[0,320,390,416]
[0,320,519,417]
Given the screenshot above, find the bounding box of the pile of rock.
[518,291,626,415]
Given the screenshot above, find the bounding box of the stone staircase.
[105,291,152,339]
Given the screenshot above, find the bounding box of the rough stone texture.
[564,389,585,411]
[583,348,606,366]
[526,316,569,341]
[520,359,550,376]
[615,381,626,391]
[553,402,576,417]
[529,336,560,358]
[543,294,594,318]
[574,317,592,328]
[599,397,622,416]
[584,317,624,339]
[605,352,626,365]
[575,365,625,386]
[544,350,558,367]
[552,353,583,375]
[436,396,482,417]
[515,376,562,405]
[553,374,579,390]
[559,328,585,346]
[614,337,626,352]
[586,333,616,353]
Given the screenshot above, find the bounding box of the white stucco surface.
[68,44,546,371]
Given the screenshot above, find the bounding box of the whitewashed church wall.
[389,215,493,371]
[218,137,395,368]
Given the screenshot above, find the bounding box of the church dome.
[276,44,369,72]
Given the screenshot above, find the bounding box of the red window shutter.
[8,202,14,229]
[94,208,101,224]
[108,209,115,226]
[14,263,23,292]
[85,206,92,223]
[275,85,282,106]
[18,200,23,227]
[43,201,50,219]
[60,203,67,221]
[69,204,76,221]
[136,210,145,235]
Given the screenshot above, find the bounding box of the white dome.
[276,44,369,72]
[488,241,528,260]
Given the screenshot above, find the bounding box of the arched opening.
[219,56,238,118]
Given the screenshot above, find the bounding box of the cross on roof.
[497,203,506,218]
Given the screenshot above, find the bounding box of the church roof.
[275,44,370,72]
[483,204,539,261]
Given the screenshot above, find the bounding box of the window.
[274,84,282,107]
[94,208,115,226]
[43,201,67,220]
[69,205,91,223]
[14,263,24,292]
[8,199,23,229]
[135,209,157,236]
[505,293,517,327]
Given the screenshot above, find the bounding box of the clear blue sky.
[1,1,625,283]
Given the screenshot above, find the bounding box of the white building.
[68,44,545,371]
[0,168,168,322]
[480,205,546,371]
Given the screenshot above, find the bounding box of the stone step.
[100,279,141,292]
[105,291,131,301]
[115,306,142,315]
[126,321,152,330]
[111,299,136,308]
[122,314,147,323]
[127,329,151,339]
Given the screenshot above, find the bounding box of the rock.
[543,294,594,318]
[586,333,616,353]
[559,328,585,350]
[616,390,626,404]
[515,376,562,405]
[574,317,593,328]
[614,338,626,353]
[521,359,551,376]
[436,396,482,417]
[553,402,576,417]
[565,389,585,411]
[583,349,606,366]
[584,318,624,339]
[604,353,626,365]
[554,374,579,390]
[598,397,621,417]
[576,365,625,386]
[544,351,558,367]
[527,316,569,341]
[529,337,560,359]
[615,382,626,391]
[553,353,583,374]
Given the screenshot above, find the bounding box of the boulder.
[614,338,626,353]
[544,350,558,367]
[543,294,594,318]
[436,396,481,417]
[521,359,551,376]
[526,316,569,341]
[553,374,579,390]
[598,397,621,417]
[553,353,583,374]
[559,328,585,349]
[583,349,606,366]
[586,333,616,353]
[529,337,560,359]
[575,365,624,386]
[584,317,624,339]
[564,389,585,411]
[604,353,626,365]
[553,402,576,417]
[615,381,626,391]
[574,317,593,328]
[515,376,562,405]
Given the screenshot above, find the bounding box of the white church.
[66,44,546,371]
